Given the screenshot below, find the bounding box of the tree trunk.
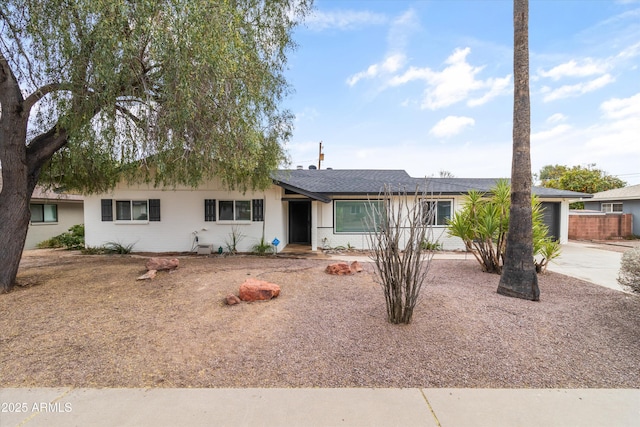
[497,0,540,301]
[0,107,32,293]
[1,54,39,293]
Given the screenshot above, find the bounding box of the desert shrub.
[36,224,84,250]
[365,185,434,325]
[225,226,245,254]
[251,237,273,256]
[103,241,135,254]
[447,180,560,274]
[618,247,640,293]
[81,246,107,255]
[421,240,443,251]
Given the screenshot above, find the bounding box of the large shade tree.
[0,0,312,292]
[538,164,626,194]
[497,0,539,301]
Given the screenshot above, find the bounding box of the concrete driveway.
[547,241,634,292]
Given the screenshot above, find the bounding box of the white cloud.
[600,92,640,119]
[345,8,418,87]
[294,107,319,122]
[546,113,568,124]
[429,116,475,138]
[531,124,572,142]
[542,74,615,102]
[346,53,407,86]
[467,75,512,107]
[616,41,640,60]
[387,9,420,52]
[386,47,510,110]
[538,59,610,80]
[305,10,387,31]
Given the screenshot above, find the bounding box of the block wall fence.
[568,213,633,240]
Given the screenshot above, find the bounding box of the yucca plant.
[447,180,560,274]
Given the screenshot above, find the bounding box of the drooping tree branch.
[23,82,68,112]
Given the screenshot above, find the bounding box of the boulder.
[225,294,242,305]
[350,261,364,273]
[137,269,157,280]
[325,263,353,275]
[146,257,179,271]
[239,278,280,302]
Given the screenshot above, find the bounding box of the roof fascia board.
[273,181,331,203]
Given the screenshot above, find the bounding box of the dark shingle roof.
[272,169,592,201]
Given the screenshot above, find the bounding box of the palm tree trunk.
[497,0,540,301]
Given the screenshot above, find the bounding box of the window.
[219,200,252,221]
[106,199,160,222]
[335,200,383,233]
[601,203,623,213]
[422,200,452,226]
[116,200,147,220]
[208,199,263,221]
[30,204,57,223]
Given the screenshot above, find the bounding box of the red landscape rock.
[350,261,363,273]
[225,294,242,305]
[325,263,353,275]
[145,258,179,271]
[136,270,157,280]
[239,278,281,302]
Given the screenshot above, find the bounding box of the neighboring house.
[26,187,84,249]
[0,173,84,249]
[83,168,591,253]
[583,184,640,237]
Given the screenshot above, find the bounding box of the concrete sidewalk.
[1,387,638,427]
[5,243,636,427]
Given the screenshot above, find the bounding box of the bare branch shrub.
[365,185,435,324]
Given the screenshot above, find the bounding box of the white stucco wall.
[25,201,84,249]
[312,196,467,251]
[85,181,574,254]
[84,180,285,253]
[559,200,570,244]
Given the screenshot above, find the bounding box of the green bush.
[618,247,640,293]
[251,237,273,256]
[36,224,85,250]
[103,241,135,254]
[447,180,560,274]
[421,240,443,251]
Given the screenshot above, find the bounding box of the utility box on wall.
[197,244,213,255]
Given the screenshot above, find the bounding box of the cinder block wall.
[568,213,633,240]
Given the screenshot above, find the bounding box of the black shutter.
[149,199,161,221]
[101,199,113,221]
[252,199,264,221]
[205,199,216,221]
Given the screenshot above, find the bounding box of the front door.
[289,201,311,244]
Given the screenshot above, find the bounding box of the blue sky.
[283,0,640,185]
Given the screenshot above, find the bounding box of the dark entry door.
[540,202,560,241]
[289,201,311,244]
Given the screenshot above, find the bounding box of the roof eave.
[273,181,331,203]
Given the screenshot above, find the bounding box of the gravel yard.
[2,249,639,389]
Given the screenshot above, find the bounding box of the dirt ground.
[1,248,639,389]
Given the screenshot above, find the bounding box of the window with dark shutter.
[252,199,264,221]
[149,199,161,221]
[204,199,216,221]
[101,199,113,221]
